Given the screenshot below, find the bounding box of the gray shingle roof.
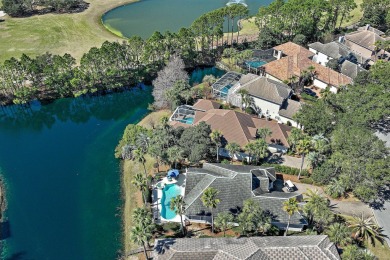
[308,42,350,59]
[184,163,307,226]
[241,77,291,105]
[154,236,341,260]
[340,60,367,79]
[279,99,302,120]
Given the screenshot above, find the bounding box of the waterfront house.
[183,163,307,231]
[262,42,352,93]
[169,100,293,155]
[154,235,341,259]
[212,72,301,127]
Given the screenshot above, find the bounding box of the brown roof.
[192,99,221,111]
[186,108,292,147]
[274,42,314,58]
[263,53,352,87]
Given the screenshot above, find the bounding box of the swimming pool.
[179,117,194,125]
[221,84,233,95]
[160,184,182,220]
[245,60,267,68]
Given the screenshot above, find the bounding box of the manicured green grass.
[0,0,136,62]
[340,0,363,27]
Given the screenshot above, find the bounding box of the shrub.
[311,161,339,185]
[162,222,181,232]
[221,159,230,164]
[300,177,314,184]
[301,93,317,102]
[325,179,346,199]
[261,163,309,177]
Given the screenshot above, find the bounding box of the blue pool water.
[179,117,194,125]
[221,84,233,95]
[160,184,182,219]
[245,60,267,68]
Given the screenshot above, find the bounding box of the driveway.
[294,182,372,217]
[268,154,309,169]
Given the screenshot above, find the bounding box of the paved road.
[372,201,390,246]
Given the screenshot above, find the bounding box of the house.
[342,24,390,64]
[183,163,307,230]
[169,100,293,154]
[340,60,367,80]
[212,72,301,127]
[262,42,352,93]
[308,41,368,67]
[154,235,341,260]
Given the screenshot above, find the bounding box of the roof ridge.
[185,175,216,208]
[230,111,253,147]
[296,247,312,260]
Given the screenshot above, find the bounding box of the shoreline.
[0,177,6,222]
[120,110,170,258]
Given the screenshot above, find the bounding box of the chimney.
[338,36,345,43]
[365,24,370,31]
[277,50,282,60]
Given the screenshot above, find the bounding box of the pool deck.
[155,172,186,223]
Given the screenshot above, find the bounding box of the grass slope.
[122,110,170,255]
[0,0,136,62]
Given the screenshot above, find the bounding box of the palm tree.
[167,145,183,169]
[287,128,305,152]
[214,212,234,237]
[170,195,186,236]
[252,139,269,164]
[130,224,152,260]
[201,187,220,233]
[257,127,272,139]
[282,197,300,236]
[132,173,148,205]
[136,133,150,153]
[210,130,223,162]
[325,179,346,199]
[225,142,240,163]
[348,213,387,246]
[326,223,352,248]
[202,75,217,87]
[295,138,312,179]
[133,207,150,226]
[133,148,147,177]
[244,141,256,164]
[237,89,250,112]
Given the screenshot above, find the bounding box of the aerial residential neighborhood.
[0,0,389,259]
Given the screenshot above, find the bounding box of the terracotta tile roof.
[263,53,352,87]
[187,108,292,148]
[192,99,221,111]
[274,42,314,58]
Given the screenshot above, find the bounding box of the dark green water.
[0,67,222,260]
[0,86,153,260]
[102,0,273,38]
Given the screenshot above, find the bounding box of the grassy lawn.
[0,0,136,62]
[340,0,363,27]
[122,109,170,256]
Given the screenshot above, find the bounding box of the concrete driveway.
[267,154,309,169]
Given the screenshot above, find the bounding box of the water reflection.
[0,86,152,132]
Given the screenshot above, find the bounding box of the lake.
[0,67,223,260]
[102,0,273,38]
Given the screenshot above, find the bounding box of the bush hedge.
[262,163,309,177]
[300,177,314,184]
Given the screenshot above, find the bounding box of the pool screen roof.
[212,71,241,92]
